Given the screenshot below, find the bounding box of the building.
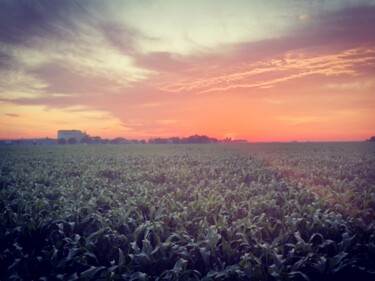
[57,130,86,142]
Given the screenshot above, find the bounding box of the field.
[1,143,375,280]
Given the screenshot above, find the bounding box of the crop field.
[0,143,375,280]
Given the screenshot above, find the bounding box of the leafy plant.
[0,143,374,280]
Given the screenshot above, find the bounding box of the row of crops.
[0,143,374,280]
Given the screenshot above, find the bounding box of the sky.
[0,0,375,141]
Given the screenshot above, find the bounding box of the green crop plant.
[0,143,374,280]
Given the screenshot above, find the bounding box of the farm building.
[57,130,87,142]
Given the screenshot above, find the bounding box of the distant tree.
[147,135,217,144]
[81,135,92,144]
[58,138,67,145]
[91,136,102,144]
[368,136,375,142]
[210,138,219,143]
[68,137,77,144]
[139,140,147,144]
[186,135,213,144]
[110,137,125,144]
[101,139,109,144]
[149,138,168,144]
[169,137,181,144]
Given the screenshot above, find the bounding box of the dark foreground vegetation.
[0,143,374,280]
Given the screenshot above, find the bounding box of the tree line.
[57,135,218,145]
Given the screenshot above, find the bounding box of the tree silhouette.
[68,137,77,144]
[58,138,67,145]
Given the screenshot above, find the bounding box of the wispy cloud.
[155,47,375,94]
[324,80,375,91]
[5,113,20,118]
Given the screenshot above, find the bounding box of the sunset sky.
[1,0,375,141]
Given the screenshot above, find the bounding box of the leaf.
[173,258,187,272]
[141,238,153,255]
[199,247,210,273]
[131,241,141,254]
[84,251,98,263]
[118,248,126,267]
[294,231,305,244]
[129,271,148,281]
[268,264,280,279]
[339,232,356,252]
[206,226,221,251]
[274,254,285,270]
[309,233,324,245]
[221,238,234,258]
[134,252,152,268]
[7,258,21,272]
[311,256,327,273]
[330,251,351,273]
[80,266,105,279]
[288,271,310,281]
[291,257,306,272]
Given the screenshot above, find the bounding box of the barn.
[57,130,86,142]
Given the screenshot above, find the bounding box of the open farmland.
[0,143,374,280]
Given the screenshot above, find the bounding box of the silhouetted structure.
[57,130,87,142]
[148,135,218,144]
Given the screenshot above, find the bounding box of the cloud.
[31,62,127,96]
[155,47,374,95]
[157,119,180,125]
[0,0,149,91]
[298,14,311,21]
[5,113,20,118]
[1,1,375,140]
[0,51,14,70]
[98,22,149,55]
[0,95,78,109]
[324,80,375,91]
[149,4,375,95]
[0,0,90,46]
[308,5,375,46]
[234,4,375,60]
[135,52,189,72]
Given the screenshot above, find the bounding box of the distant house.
[57,130,87,142]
